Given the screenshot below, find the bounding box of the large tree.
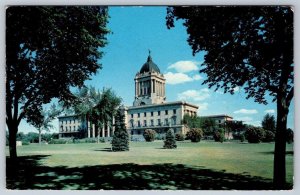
[6,6,109,159]
[166,6,293,189]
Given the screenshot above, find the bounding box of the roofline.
[127,101,199,110]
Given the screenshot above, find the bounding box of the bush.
[48,139,67,144]
[213,128,225,143]
[163,128,177,149]
[186,128,203,142]
[262,130,275,142]
[175,133,185,141]
[143,129,156,142]
[286,128,294,144]
[22,141,30,145]
[84,138,98,143]
[155,133,165,140]
[245,127,265,143]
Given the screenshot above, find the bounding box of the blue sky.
[18,6,294,133]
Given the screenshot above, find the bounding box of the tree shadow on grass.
[6,155,292,190]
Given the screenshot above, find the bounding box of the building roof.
[127,101,199,110]
[139,52,161,74]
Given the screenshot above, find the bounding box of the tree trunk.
[39,129,42,145]
[273,96,288,189]
[8,124,18,160]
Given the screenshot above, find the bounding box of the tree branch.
[286,87,294,107]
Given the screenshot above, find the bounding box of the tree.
[186,128,203,142]
[31,104,61,145]
[213,128,225,143]
[91,88,122,143]
[6,6,109,159]
[163,128,177,149]
[111,106,129,151]
[166,6,293,189]
[262,114,276,133]
[143,129,156,142]
[245,126,265,143]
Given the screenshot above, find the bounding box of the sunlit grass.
[6,140,293,184]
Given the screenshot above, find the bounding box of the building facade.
[58,52,236,140]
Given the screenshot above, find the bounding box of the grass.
[6,140,293,190]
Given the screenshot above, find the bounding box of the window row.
[60,126,80,132]
[131,109,177,118]
[130,117,177,128]
[60,119,78,125]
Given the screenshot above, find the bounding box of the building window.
[157,119,161,126]
[74,126,76,131]
[66,127,68,131]
[131,114,133,118]
[138,130,141,135]
[131,120,134,128]
[151,119,154,126]
[165,110,168,115]
[172,116,176,125]
[138,121,141,127]
[73,119,75,124]
[158,111,160,116]
[151,112,153,116]
[138,113,140,118]
[173,109,176,114]
[144,112,146,117]
[165,118,169,126]
[131,130,134,135]
[219,120,221,124]
[144,120,147,127]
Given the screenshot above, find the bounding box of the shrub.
[175,133,185,141]
[163,128,177,149]
[186,128,203,142]
[245,127,265,143]
[213,128,225,143]
[22,141,30,145]
[155,133,165,140]
[84,138,98,143]
[112,108,129,151]
[143,129,156,142]
[48,139,67,144]
[286,128,294,144]
[262,130,275,142]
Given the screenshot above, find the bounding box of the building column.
[107,123,110,137]
[135,81,138,97]
[112,116,115,136]
[92,124,95,138]
[102,123,105,137]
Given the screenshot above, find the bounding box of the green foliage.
[186,128,203,142]
[245,127,265,143]
[155,133,165,140]
[262,114,276,133]
[166,6,293,187]
[163,128,177,149]
[240,134,245,142]
[175,133,185,141]
[111,107,129,151]
[143,129,156,142]
[286,128,294,144]
[262,130,275,143]
[49,139,68,144]
[213,128,225,143]
[84,138,98,143]
[6,6,109,158]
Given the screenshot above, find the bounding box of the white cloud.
[165,72,202,85]
[196,102,209,114]
[167,61,199,73]
[233,109,258,114]
[235,116,253,122]
[233,86,240,92]
[264,109,275,114]
[178,89,210,102]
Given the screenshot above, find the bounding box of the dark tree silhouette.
[166,6,293,189]
[163,128,177,149]
[111,106,129,151]
[6,6,109,159]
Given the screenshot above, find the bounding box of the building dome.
[139,52,160,74]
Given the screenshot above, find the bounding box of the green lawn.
[6,141,293,190]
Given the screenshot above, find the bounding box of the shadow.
[6,155,292,190]
[259,151,294,156]
[94,148,113,152]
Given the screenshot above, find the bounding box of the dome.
[139,52,161,74]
